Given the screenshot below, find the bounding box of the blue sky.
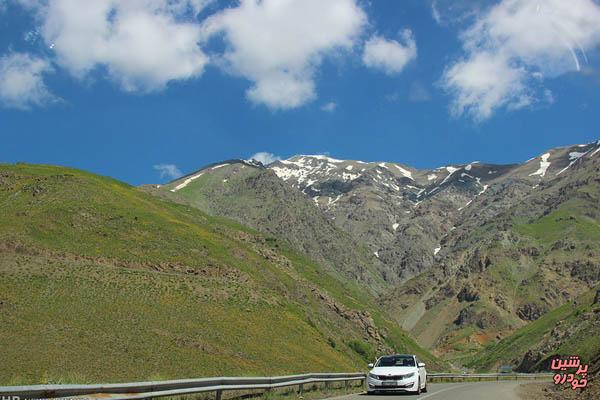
[1,0,600,185]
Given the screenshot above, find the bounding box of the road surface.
[326,381,529,400]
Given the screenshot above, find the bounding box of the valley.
[1,140,599,384]
[148,140,600,370]
[0,163,438,383]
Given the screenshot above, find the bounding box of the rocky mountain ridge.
[267,141,600,280]
[149,139,600,363]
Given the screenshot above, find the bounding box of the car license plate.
[382,381,395,386]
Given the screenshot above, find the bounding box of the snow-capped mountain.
[269,140,600,210]
[155,140,600,284]
[262,140,600,280]
[148,139,600,359]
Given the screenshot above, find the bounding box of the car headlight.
[401,372,415,379]
[368,373,379,380]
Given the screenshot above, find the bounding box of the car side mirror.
[368,363,374,369]
[418,362,426,368]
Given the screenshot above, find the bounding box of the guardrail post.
[298,383,304,396]
[216,389,222,400]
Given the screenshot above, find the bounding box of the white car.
[367,354,427,395]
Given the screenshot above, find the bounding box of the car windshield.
[375,355,415,367]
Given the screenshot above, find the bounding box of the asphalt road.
[326,381,528,400]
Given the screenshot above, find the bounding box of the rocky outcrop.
[517,303,548,321]
[454,305,498,329]
[457,284,480,302]
[311,288,387,347]
[454,307,476,327]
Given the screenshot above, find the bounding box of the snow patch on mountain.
[272,156,352,185]
[328,195,343,207]
[439,166,459,186]
[343,172,361,181]
[569,151,587,160]
[171,172,204,192]
[557,151,588,175]
[211,163,229,170]
[243,159,263,167]
[305,155,344,163]
[458,199,473,211]
[529,153,551,177]
[271,165,306,182]
[394,165,414,180]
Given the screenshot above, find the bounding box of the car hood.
[370,366,417,376]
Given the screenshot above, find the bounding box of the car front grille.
[377,374,411,380]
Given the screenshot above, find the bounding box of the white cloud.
[442,0,600,121]
[320,102,337,112]
[443,51,531,120]
[0,52,56,109]
[362,30,417,75]
[24,0,210,92]
[153,163,182,180]
[201,0,367,109]
[250,152,281,165]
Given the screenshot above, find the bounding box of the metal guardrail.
[0,372,553,400]
[0,373,367,400]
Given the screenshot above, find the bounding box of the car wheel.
[422,379,428,393]
[416,378,421,395]
[367,390,375,395]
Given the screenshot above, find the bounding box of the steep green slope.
[146,161,387,294]
[0,163,440,384]
[381,151,600,362]
[466,286,600,372]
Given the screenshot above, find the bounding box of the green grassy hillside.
[382,155,600,364]
[466,286,600,372]
[146,162,387,294]
[0,163,441,384]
